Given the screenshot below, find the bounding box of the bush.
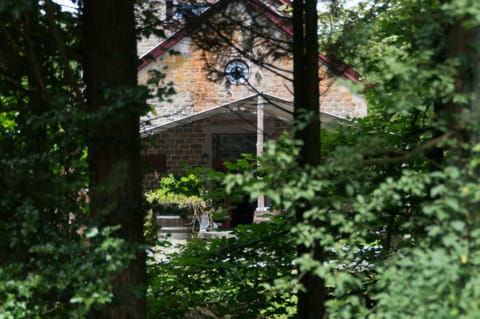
[147,217,296,319]
[146,174,207,217]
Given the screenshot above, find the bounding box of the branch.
[191,15,293,82]
[365,131,453,165]
[44,0,84,105]
[23,12,51,103]
[0,70,38,95]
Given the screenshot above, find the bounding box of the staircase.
[157,215,193,239]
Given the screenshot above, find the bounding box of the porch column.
[256,94,266,216]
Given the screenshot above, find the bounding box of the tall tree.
[318,1,480,318]
[292,0,326,318]
[83,1,146,318]
[0,1,135,317]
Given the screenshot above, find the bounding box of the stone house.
[138,0,367,198]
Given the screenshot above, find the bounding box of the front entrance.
[211,134,256,171]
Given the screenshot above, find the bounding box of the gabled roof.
[137,0,361,82]
[140,93,347,137]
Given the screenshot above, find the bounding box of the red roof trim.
[318,54,361,82]
[138,0,361,82]
[247,0,293,35]
[248,0,361,82]
[138,29,187,70]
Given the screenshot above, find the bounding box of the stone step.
[157,215,192,227]
[157,215,193,239]
[160,226,191,233]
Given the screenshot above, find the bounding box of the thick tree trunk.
[428,16,474,169]
[293,1,321,165]
[83,1,146,318]
[292,0,326,318]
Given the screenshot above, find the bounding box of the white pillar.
[256,95,265,214]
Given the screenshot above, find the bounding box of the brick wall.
[142,120,206,189]
[142,113,289,190]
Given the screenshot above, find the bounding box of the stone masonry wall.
[142,121,206,189]
[138,2,367,124]
[138,0,368,190]
[142,115,289,190]
[139,39,367,122]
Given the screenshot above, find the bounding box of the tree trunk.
[83,1,146,318]
[428,12,474,169]
[292,0,326,318]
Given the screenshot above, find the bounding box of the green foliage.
[142,1,480,319]
[0,111,17,135]
[144,1,480,318]
[366,150,480,319]
[212,1,480,315]
[156,173,205,198]
[147,218,296,319]
[145,174,207,217]
[267,1,480,318]
[0,2,138,317]
[2,0,478,318]
[0,224,132,319]
[217,115,480,319]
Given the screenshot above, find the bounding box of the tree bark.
[428,12,474,169]
[292,0,326,318]
[83,1,146,318]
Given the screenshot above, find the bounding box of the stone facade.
[138,0,367,190]
[142,108,290,189]
[138,36,366,123]
[143,121,206,189]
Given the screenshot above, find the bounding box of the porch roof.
[140,93,348,137]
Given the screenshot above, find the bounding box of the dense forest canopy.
[1,0,479,318]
